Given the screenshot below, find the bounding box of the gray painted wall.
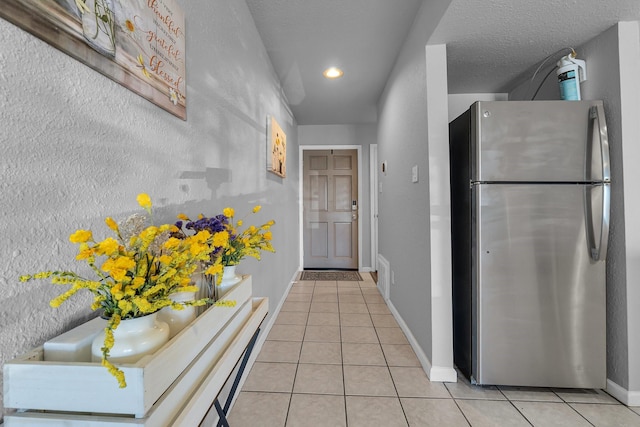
[377,2,447,369]
[0,0,298,417]
[581,21,640,398]
[298,124,377,270]
[581,23,629,392]
[377,19,432,365]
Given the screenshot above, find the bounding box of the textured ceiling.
[246,0,640,125]
[431,0,640,94]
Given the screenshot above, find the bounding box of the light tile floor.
[228,274,640,426]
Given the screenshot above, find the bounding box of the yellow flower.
[177,213,189,221]
[133,297,153,313]
[102,359,126,388]
[132,277,146,288]
[69,229,92,243]
[264,231,273,241]
[252,205,262,213]
[105,217,119,232]
[163,237,181,250]
[205,264,223,276]
[190,242,207,256]
[213,231,229,247]
[103,327,115,350]
[214,300,237,307]
[50,285,81,308]
[101,257,135,281]
[96,237,119,256]
[75,243,94,260]
[110,283,124,300]
[117,299,133,313]
[223,207,235,218]
[237,220,243,227]
[158,255,172,265]
[136,193,152,211]
[115,256,136,270]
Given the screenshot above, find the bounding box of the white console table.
[3,276,268,426]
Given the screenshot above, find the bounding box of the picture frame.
[0,0,187,120]
[267,115,286,178]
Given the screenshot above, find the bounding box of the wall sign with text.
[1,0,187,120]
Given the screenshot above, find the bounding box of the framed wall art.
[1,0,186,120]
[267,115,286,178]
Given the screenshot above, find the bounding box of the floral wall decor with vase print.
[0,0,187,120]
[267,115,287,178]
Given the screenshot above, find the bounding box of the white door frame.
[370,144,378,272]
[299,145,363,271]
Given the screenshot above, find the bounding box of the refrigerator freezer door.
[472,100,608,183]
[473,183,606,388]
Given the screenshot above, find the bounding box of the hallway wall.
[0,0,299,417]
[579,21,640,404]
[376,0,456,380]
[298,124,377,271]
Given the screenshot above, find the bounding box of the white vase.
[91,312,169,364]
[157,291,197,339]
[217,265,242,298]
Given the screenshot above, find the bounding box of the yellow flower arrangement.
[221,205,276,266]
[20,194,233,388]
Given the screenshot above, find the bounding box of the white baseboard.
[385,299,457,383]
[430,365,459,382]
[607,378,640,406]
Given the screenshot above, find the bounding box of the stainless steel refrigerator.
[449,100,609,388]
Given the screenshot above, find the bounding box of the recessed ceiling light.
[323,67,344,79]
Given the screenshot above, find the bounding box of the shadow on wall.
[179,168,232,199]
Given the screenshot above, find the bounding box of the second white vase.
[157,291,197,339]
[217,265,242,298]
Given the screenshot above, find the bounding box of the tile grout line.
[365,280,413,427]
[338,280,349,427]
[282,278,314,427]
[565,401,598,426]
[505,399,535,427]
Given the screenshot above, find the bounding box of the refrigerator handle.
[596,184,611,261]
[588,104,610,261]
[585,183,611,262]
[590,104,611,182]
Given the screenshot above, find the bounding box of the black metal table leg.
[215,327,261,427]
[214,399,230,427]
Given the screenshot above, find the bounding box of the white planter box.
[3,275,259,421]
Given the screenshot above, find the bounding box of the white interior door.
[303,149,358,269]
